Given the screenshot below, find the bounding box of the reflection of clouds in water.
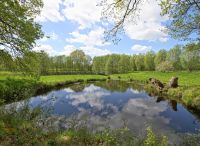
[129,88,140,94]
[63,88,74,93]
[4,83,199,144]
[74,97,179,144]
[124,98,169,119]
[69,85,111,110]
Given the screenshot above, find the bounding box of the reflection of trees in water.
[94,80,143,92]
[69,84,88,92]
[87,81,181,113]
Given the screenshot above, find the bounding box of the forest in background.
[1,43,199,76]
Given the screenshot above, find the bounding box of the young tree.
[135,54,145,71]
[36,51,51,75]
[105,54,120,74]
[154,49,167,67]
[180,43,200,71]
[130,55,137,71]
[144,51,155,71]
[156,61,174,72]
[167,45,182,70]
[118,55,130,73]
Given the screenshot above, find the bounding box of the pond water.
[9,81,200,143]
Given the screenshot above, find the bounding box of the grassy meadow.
[1,71,199,86]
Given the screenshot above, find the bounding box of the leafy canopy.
[0,0,43,56]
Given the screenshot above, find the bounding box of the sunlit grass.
[111,71,200,86]
[40,74,107,84]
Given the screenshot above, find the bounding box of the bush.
[182,87,200,109]
[156,61,174,72]
[0,78,37,103]
[167,87,183,99]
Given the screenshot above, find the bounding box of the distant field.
[0,71,199,86]
[40,74,107,84]
[111,71,200,86]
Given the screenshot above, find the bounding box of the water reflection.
[6,81,200,143]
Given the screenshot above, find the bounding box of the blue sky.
[33,0,185,57]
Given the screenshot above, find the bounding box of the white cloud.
[36,0,64,22]
[61,45,77,56]
[131,44,152,54]
[66,27,109,47]
[79,46,111,57]
[33,44,57,56]
[62,0,102,29]
[61,45,111,57]
[65,27,111,57]
[124,0,168,42]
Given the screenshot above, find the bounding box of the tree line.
[0,43,199,76]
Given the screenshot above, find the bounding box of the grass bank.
[110,71,200,86]
[111,71,200,110]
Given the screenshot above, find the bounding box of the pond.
[7,81,200,143]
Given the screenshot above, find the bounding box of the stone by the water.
[169,77,178,88]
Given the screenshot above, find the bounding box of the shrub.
[182,87,200,108]
[167,87,183,99]
[156,61,174,72]
[0,78,37,103]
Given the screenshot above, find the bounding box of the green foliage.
[0,0,43,55]
[154,49,167,66]
[144,127,168,146]
[167,87,183,99]
[182,87,200,109]
[160,0,200,42]
[130,55,137,71]
[156,61,174,72]
[135,55,145,71]
[118,55,130,73]
[0,78,37,103]
[144,51,155,71]
[180,43,200,71]
[105,54,120,74]
[167,45,182,70]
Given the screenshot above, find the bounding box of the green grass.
[40,74,107,84]
[1,71,199,86]
[111,71,200,86]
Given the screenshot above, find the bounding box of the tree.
[92,56,102,74]
[144,51,155,71]
[160,0,200,42]
[0,0,43,57]
[37,51,50,75]
[167,45,182,70]
[180,43,200,71]
[0,49,15,71]
[118,55,130,73]
[16,51,41,77]
[101,0,200,42]
[154,49,167,67]
[100,0,142,43]
[130,55,137,71]
[105,54,120,74]
[70,50,92,73]
[135,54,145,71]
[156,61,174,72]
